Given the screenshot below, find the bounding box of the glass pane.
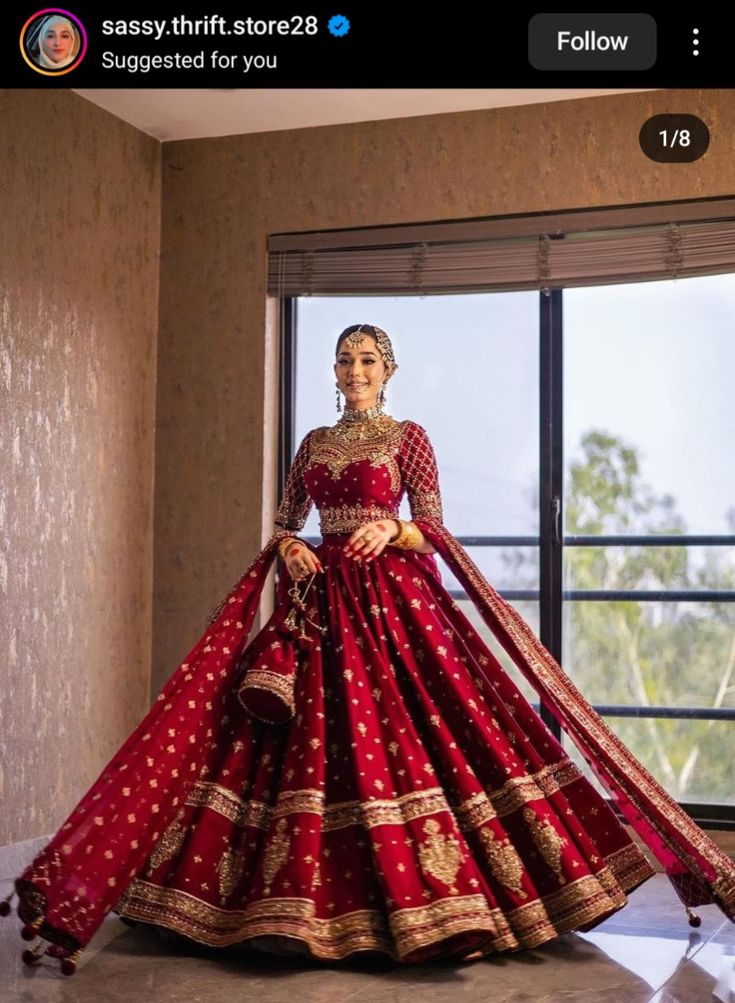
[450,543,539,594]
[564,274,735,537]
[561,599,735,709]
[564,717,735,807]
[564,544,735,596]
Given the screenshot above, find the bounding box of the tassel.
[0,889,15,916]
[59,946,84,976]
[21,940,47,967]
[20,915,44,941]
[686,907,702,928]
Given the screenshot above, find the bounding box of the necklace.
[338,403,386,423]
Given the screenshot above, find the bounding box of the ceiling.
[71,88,656,142]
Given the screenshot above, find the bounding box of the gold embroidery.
[238,669,295,719]
[309,418,404,493]
[274,434,313,531]
[523,806,568,882]
[478,827,527,899]
[417,818,464,894]
[309,858,322,891]
[603,843,655,889]
[400,422,444,521]
[185,781,453,832]
[320,503,400,534]
[145,807,187,876]
[184,761,585,837]
[215,844,247,905]
[115,864,642,961]
[262,818,290,894]
[407,490,443,520]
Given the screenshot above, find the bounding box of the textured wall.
[154,88,735,694]
[0,91,160,844]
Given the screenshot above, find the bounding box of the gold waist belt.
[319,504,400,534]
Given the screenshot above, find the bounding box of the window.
[281,271,735,821]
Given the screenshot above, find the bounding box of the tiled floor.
[1,874,732,1002]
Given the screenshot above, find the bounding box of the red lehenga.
[6,414,735,974]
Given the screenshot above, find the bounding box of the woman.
[5,324,734,975]
[28,14,80,70]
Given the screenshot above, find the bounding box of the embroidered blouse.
[274,417,443,535]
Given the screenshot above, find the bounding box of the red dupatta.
[9,528,296,965]
[413,515,735,924]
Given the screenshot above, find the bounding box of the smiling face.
[42,20,75,62]
[334,333,388,410]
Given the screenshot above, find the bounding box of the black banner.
[2,7,730,88]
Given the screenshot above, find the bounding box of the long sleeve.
[274,430,313,532]
[400,421,444,523]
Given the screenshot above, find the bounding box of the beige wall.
[154,87,735,694]
[0,91,160,844]
[3,87,734,845]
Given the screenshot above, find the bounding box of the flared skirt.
[112,533,655,962]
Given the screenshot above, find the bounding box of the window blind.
[268,198,735,296]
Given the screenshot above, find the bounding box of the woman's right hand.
[282,539,323,580]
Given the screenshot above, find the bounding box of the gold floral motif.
[311,860,322,891]
[215,844,247,904]
[145,807,187,876]
[523,806,568,882]
[262,818,291,894]
[417,818,464,894]
[478,827,527,899]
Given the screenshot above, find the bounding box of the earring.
[378,383,386,407]
[335,381,342,412]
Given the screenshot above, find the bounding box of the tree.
[500,430,735,801]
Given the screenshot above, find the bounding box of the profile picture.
[21,9,86,75]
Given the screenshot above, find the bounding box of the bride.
[5,323,734,975]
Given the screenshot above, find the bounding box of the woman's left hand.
[344,519,399,562]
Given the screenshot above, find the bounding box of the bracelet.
[389,519,422,550]
[277,537,303,560]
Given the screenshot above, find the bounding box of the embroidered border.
[238,670,295,719]
[184,759,585,835]
[115,866,645,960]
[319,504,401,535]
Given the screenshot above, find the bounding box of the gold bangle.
[277,537,302,560]
[390,519,422,550]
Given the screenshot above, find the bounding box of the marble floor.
[1,874,733,1002]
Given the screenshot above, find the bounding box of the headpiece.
[339,324,398,378]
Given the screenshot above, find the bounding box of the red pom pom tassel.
[21,916,43,941]
[60,947,83,975]
[21,942,46,966]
